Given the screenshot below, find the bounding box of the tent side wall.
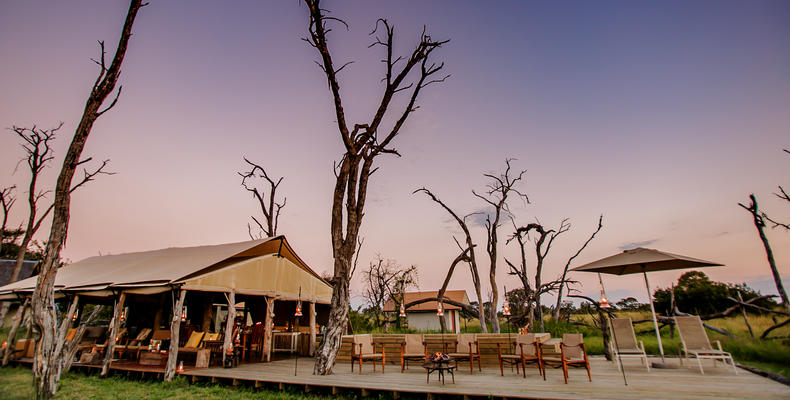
[179,254,332,304]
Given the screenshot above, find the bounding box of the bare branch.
[239,157,285,238]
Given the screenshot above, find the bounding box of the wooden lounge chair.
[674,316,737,374]
[114,328,152,360]
[541,334,591,384]
[351,334,385,374]
[447,333,481,374]
[609,318,649,371]
[399,334,425,372]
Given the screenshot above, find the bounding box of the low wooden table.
[139,351,167,366]
[422,359,457,385]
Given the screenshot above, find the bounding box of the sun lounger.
[674,315,737,374]
[609,317,649,371]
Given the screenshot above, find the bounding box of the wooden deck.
[179,356,790,400]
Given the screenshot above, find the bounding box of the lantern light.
[294,301,303,317]
[503,302,511,316]
[177,361,184,373]
[180,308,187,322]
[436,302,444,317]
[71,312,78,322]
[399,302,406,318]
[599,289,611,309]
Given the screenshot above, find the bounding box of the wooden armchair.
[201,333,225,366]
[399,334,425,372]
[541,334,591,384]
[516,333,544,378]
[351,334,385,374]
[447,333,481,374]
[247,324,267,361]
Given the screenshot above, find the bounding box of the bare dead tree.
[362,255,417,327]
[29,1,144,398]
[0,185,16,254]
[762,148,790,230]
[303,0,448,375]
[506,219,570,332]
[0,124,112,329]
[239,157,286,239]
[739,194,789,312]
[473,159,527,333]
[552,215,603,320]
[414,187,487,332]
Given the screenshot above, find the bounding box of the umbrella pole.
[642,270,665,362]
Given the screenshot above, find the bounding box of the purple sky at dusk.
[1,1,788,308]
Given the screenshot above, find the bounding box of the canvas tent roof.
[0,236,332,303]
[383,290,469,312]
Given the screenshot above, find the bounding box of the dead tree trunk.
[473,159,527,333]
[28,2,143,398]
[239,158,286,239]
[63,305,102,372]
[739,194,790,312]
[415,188,487,332]
[304,0,448,375]
[553,215,603,320]
[222,290,235,365]
[737,292,754,338]
[164,289,186,382]
[2,297,29,366]
[309,302,317,356]
[101,292,125,377]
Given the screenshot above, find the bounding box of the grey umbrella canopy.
[572,247,723,362]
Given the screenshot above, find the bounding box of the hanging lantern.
[120,308,126,321]
[599,289,611,309]
[398,302,406,318]
[503,302,511,316]
[180,307,187,322]
[436,302,444,317]
[294,300,303,317]
[71,312,78,322]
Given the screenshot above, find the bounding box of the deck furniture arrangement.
[541,333,592,384]
[609,317,650,371]
[179,331,205,357]
[351,334,385,374]
[446,333,481,374]
[400,334,426,372]
[201,333,225,366]
[674,315,737,374]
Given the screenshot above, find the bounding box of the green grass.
[0,366,345,400]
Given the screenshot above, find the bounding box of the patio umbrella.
[571,247,723,363]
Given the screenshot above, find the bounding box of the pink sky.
[0,1,788,308]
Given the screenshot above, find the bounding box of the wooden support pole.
[54,295,79,369]
[222,289,236,365]
[1,297,29,366]
[309,301,316,357]
[101,292,125,377]
[165,289,187,382]
[263,297,275,362]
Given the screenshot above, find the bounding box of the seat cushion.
[184,331,204,348]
